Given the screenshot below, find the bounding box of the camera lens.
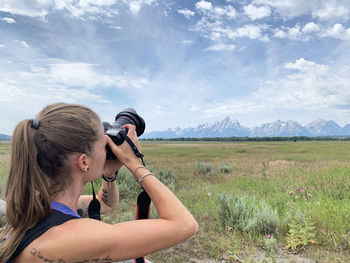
[114,108,145,136]
[104,108,145,159]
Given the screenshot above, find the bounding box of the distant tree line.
[141,136,350,142]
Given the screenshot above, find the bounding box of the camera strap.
[121,133,152,263]
[135,190,151,263]
[88,181,101,221]
[122,134,144,160]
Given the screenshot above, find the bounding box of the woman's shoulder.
[17,218,112,262]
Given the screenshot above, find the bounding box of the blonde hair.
[0,103,101,262]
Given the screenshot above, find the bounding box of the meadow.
[1,141,350,262]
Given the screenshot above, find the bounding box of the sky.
[1,0,350,135]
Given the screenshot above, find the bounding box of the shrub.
[218,193,279,235]
[117,167,141,199]
[195,161,214,175]
[117,166,177,199]
[217,163,232,173]
[156,169,176,191]
[118,211,135,222]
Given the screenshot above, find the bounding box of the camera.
[103,108,145,160]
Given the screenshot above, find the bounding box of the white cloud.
[206,43,235,51]
[79,0,118,7]
[177,8,195,19]
[47,62,148,89]
[193,17,270,47]
[302,22,320,33]
[109,25,123,30]
[273,26,300,40]
[284,58,328,73]
[253,0,350,21]
[0,71,108,105]
[252,0,314,19]
[264,59,349,109]
[202,59,350,120]
[195,2,237,20]
[129,2,141,14]
[48,63,113,88]
[20,40,30,49]
[0,0,50,18]
[273,28,286,38]
[213,6,226,17]
[209,31,221,40]
[210,5,237,19]
[313,3,350,20]
[1,17,16,24]
[115,75,148,89]
[323,23,349,39]
[287,25,301,40]
[55,0,119,17]
[181,40,193,45]
[191,0,350,47]
[244,4,271,20]
[0,0,120,18]
[234,24,265,40]
[195,1,213,12]
[0,0,157,18]
[191,17,221,39]
[123,0,157,15]
[0,61,148,105]
[189,2,241,49]
[224,6,237,19]
[273,22,350,41]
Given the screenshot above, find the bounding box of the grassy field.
[1,141,350,262]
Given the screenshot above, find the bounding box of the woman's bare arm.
[23,125,198,262]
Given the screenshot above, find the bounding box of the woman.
[0,103,198,263]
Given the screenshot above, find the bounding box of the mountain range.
[141,118,350,139]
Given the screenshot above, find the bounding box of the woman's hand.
[105,124,143,171]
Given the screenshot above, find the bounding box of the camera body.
[103,108,145,160]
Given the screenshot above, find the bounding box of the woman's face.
[87,123,107,181]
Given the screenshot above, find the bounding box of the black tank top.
[8,211,79,262]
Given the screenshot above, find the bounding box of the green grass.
[141,141,350,262]
[1,141,350,262]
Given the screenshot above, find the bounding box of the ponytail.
[0,119,50,262]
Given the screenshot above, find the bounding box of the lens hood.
[115,108,145,136]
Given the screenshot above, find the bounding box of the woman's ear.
[77,153,89,172]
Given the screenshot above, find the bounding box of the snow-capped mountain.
[250,120,311,137]
[141,117,350,138]
[306,119,343,136]
[145,117,250,138]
